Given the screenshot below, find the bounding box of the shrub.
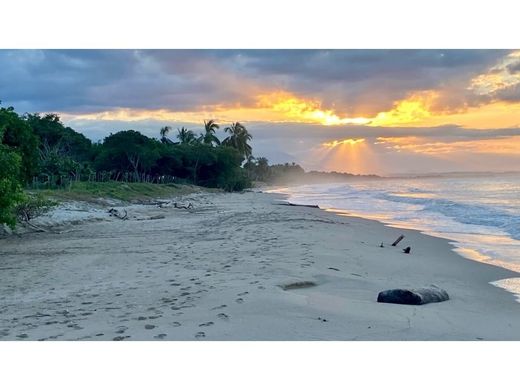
[15,193,57,223]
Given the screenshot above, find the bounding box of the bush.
[15,193,57,223]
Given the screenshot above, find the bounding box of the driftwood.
[21,221,49,233]
[173,202,193,210]
[377,287,449,305]
[391,234,405,246]
[108,208,128,220]
[278,202,320,209]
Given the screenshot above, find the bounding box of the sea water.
[272,172,520,301]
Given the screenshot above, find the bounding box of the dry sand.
[1,190,520,340]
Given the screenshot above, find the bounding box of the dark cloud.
[0,49,512,115]
[507,61,520,74]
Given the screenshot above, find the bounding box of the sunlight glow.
[322,138,366,147]
[256,92,371,126]
[369,91,438,127]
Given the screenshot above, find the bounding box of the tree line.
[0,102,256,227]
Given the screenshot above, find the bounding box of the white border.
[1,1,519,389]
[1,0,519,49]
[2,342,519,390]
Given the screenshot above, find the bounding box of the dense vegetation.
[0,103,255,227]
[244,157,379,184]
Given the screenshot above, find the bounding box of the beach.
[1,190,520,341]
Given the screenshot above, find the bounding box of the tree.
[25,113,93,163]
[222,122,252,160]
[0,126,24,228]
[159,126,173,144]
[0,105,39,182]
[244,156,270,181]
[176,127,197,145]
[200,119,221,146]
[94,130,161,178]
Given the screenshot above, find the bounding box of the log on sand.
[377,287,449,305]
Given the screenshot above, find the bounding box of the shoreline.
[1,190,520,340]
[267,184,520,302]
[276,195,520,303]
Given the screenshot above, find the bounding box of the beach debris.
[278,202,320,209]
[328,267,340,271]
[391,234,405,246]
[317,317,328,322]
[403,246,411,254]
[280,281,317,290]
[148,215,166,220]
[380,242,384,248]
[377,287,450,305]
[173,202,193,210]
[108,208,128,220]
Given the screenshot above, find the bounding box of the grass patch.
[32,181,217,203]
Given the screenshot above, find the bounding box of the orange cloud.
[375,135,520,155]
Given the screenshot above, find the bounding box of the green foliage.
[200,120,221,146]
[15,193,57,223]
[2,103,254,197]
[25,113,93,162]
[94,130,162,176]
[244,159,306,184]
[222,122,252,161]
[0,106,39,182]
[0,138,24,228]
[244,156,270,182]
[176,127,198,145]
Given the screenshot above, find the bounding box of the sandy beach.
[1,190,520,341]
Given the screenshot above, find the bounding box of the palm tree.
[200,119,221,146]
[222,122,252,159]
[159,126,172,144]
[176,127,197,145]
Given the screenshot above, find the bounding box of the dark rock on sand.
[377,287,449,305]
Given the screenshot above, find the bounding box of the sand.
[1,190,520,341]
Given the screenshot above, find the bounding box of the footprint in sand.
[217,313,230,320]
[172,322,182,327]
[237,291,249,296]
[154,334,167,340]
[115,326,128,334]
[145,324,156,330]
[211,304,227,310]
[195,332,206,339]
[235,298,244,304]
[113,335,130,341]
[199,321,214,327]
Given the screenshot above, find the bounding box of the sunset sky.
[1,49,520,174]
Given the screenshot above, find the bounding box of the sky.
[1,49,520,175]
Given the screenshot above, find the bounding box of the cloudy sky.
[1,49,520,174]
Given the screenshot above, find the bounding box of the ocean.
[272,172,520,300]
